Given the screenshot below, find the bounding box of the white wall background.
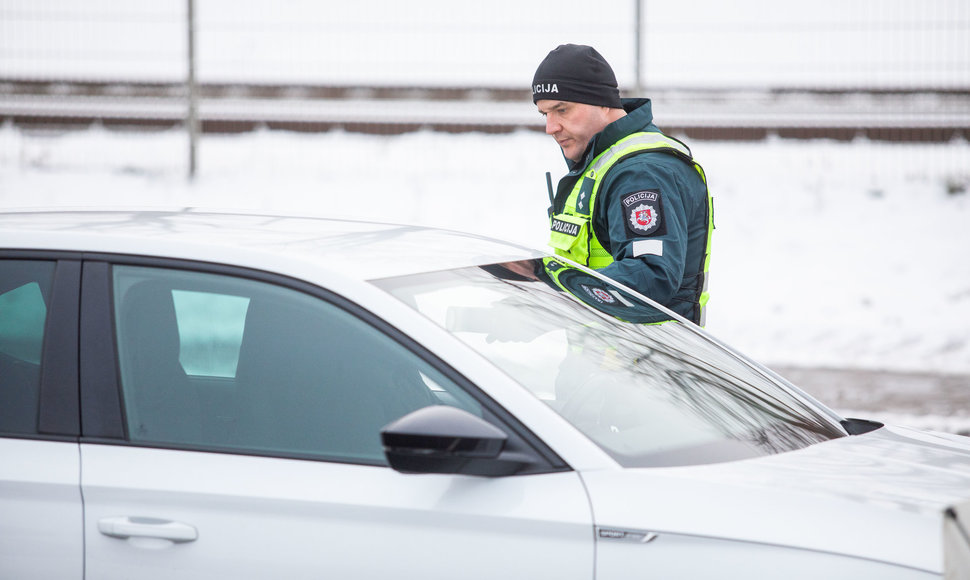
[2,0,968,89]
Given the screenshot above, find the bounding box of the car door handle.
[98,516,198,543]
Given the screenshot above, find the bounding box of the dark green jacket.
[550,98,712,324]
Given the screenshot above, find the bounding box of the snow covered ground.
[1,123,968,430]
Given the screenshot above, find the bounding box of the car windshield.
[372,257,845,468]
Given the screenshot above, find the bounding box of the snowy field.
[2,125,968,428]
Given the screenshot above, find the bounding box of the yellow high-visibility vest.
[548,131,713,323]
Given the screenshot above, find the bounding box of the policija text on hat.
[534,44,714,326]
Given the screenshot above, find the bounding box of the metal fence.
[4,1,968,88]
[2,1,969,144]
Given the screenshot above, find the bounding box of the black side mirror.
[381,406,529,477]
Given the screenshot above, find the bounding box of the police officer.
[534,44,714,325]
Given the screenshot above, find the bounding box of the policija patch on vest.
[551,217,581,237]
[622,190,666,237]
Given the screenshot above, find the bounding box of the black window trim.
[77,251,571,473]
[79,260,124,439]
[39,259,81,437]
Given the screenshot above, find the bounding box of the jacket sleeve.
[593,155,695,305]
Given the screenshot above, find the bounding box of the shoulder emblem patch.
[621,190,665,237]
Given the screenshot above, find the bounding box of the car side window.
[112,265,481,463]
[0,260,56,435]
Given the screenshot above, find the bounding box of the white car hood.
[581,425,970,573]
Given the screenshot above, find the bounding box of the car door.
[79,259,594,579]
[0,257,83,579]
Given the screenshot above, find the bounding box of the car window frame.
[77,252,569,473]
[0,251,82,441]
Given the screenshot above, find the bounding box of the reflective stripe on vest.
[548,131,713,324]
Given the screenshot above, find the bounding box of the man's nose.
[545,115,560,135]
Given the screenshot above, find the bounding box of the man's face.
[537,100,612,162]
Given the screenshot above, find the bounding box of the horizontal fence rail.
[2,80,968,142]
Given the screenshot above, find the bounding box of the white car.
[1,209,968,579]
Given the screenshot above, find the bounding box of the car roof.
[0,208,544,280]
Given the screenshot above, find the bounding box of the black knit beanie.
[532,44,622,108]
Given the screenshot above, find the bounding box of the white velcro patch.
[632,239,663,258]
